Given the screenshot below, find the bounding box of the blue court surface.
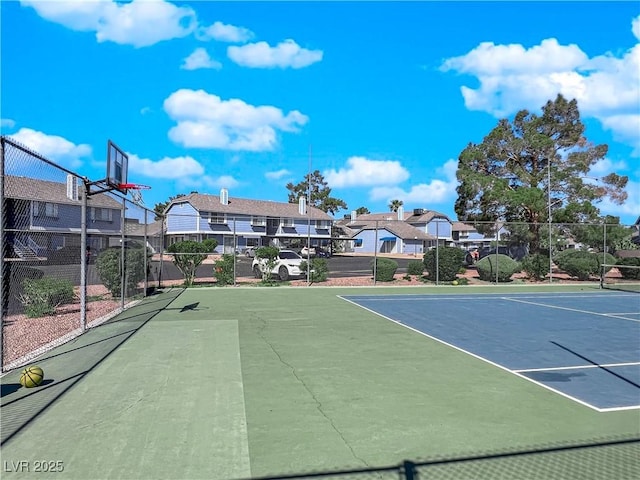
[340,292,640,412]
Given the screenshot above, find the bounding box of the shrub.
[617,257,640,279]
[553,250,600,280]
[202,238,218,252]
[20,277,75,318]
[214,254,235,286]
[167,241,210,286]
[423,247,465,282]
[521,253,550,281]
[600,253,617,274]
[407,260,424,276]
[96,247,147,297]
[477,254,520,282]
[371,257,398,282]
[255,246,280,283]
[300,258,329,283]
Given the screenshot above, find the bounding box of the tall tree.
[355,206,370,215]
[286,170,347,215]
[454,94,628,252]
[388,199,404,212]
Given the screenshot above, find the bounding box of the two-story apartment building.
[164,190,333,254]
[4,175,123,259]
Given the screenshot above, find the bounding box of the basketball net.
[130,189,144,206]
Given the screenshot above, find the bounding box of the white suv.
[252,249,308,281]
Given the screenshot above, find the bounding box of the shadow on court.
[0,287,185,445]
[240,434,640,480]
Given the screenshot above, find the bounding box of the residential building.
[163,190,333,253]
[4,175,122,259]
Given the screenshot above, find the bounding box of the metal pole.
[603,222,607,268]
[233,217,237,286]
[548,159,553,283]
[80,180,88,331]
[435,220,439,285]
[143,209,148,296]
[0,138,5,370]
[306,145,312,286]
[373,221,378,285]
[495,222,499,284]
[121,196,126,310]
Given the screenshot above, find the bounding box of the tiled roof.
[4,175,121,209]
[169,193,333,221]
[352,221,435,240]
[338,210,453,228]
[451,221,476,232]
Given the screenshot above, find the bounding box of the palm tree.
[355,206,370,215]
[388,199,404,212]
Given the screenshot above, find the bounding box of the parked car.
[300,246,317,257]
[252,249,308,281]
[244,246,257,258]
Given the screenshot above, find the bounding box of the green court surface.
[1,285,638,479]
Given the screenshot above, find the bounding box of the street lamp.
[414,236,417,256]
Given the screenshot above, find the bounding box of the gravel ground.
[2,285,123,370]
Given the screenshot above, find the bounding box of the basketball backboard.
[106,140,128,194]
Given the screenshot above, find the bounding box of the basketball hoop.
[117,183,151,206]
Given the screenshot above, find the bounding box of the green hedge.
[521,253,549,281]
[553,250,606,280]
[96,247,147,297]
[371,257,398,282]
[301,258,329,283]
[617,257,640,279]
[20,277,75,318]
[477,254,520,282]
[423,247,465,282]
[407,259,425,276]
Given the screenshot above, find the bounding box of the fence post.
[80,180,88,332]
[0,137,5,370]
[402,460,418,480]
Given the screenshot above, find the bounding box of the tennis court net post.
[600,263,640,293]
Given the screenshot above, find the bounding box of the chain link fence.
[242,435,639,480]
[1,136,160,372]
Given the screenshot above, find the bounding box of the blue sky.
[2,1,639,224]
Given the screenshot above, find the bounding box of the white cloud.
[163,89,308,151]
[369,159,458,205]
[197,21,253,43]
[597,180,640,221]
[228,39,323,69]
[265,169,291,180]
[179,174,240,191]
[441,21,640,154]
[20,0,196,48]
[9,128,91,168]
[589,158,628,177]
[633,15,640,41]
[324,157,410,188]
[1,118,16,129]
[599,114,640,156]
[128,153,204,179]
[181,48,222,70]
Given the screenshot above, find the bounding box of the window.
[354,238,363,248]
[251,216,266,226]
[281,218,294,227]
[315,220,328,229]
[209,212,226,224]
[90,207,113,222]
[246,238,259,247]
[34,202,58,218]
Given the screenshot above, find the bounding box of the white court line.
[515,361,640,373]
[501,297,640,323]
[338,295,617,413]
[345,293,635,301]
